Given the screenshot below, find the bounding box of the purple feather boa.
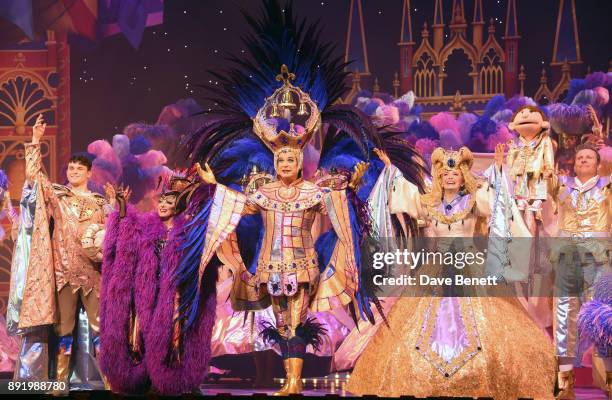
[578,300,612,353]
[100,207,155,393]
[578,274,612,353]
[144,215,217,395]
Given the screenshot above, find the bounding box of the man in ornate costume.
[8,114,109,392]
[348,146,557,399]
[549,143,612,399]
[145,2,425,395]
[182,66,368,395]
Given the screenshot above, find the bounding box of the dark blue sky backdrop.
[70,0,612,152]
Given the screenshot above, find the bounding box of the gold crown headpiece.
[252,65,321,154]
[430,147,474,173]
[160,171,194,196]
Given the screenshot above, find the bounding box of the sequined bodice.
[558,175,610,233]
[248,180,324,263]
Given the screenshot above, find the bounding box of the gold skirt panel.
[348,296,556,399]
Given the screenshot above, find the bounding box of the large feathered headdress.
[183,0,382,180]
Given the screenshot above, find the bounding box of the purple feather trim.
[99,207,150,393]
[347,189,372,240]
[144,216,217,395]
[134,212,170,334]
[594,273,612,304]
[578,300,612,352]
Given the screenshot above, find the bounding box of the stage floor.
[200,379,609,399]
[0,378,608,398]
[199,378,609,399]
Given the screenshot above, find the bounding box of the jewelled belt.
[257,255,319,273]
[559,231,610,239]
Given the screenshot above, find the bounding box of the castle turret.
[472,0,484,49]
[398,0,415,94]
[503,0,520,97]
[432,0,444,52]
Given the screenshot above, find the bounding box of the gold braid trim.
[424,196,476,225]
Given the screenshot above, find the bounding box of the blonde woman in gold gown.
[348,146,556,399]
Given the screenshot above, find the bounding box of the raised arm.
[25,114,54,194]
[373,148,424,219]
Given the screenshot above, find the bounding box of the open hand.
[196,162,217,184]
[494,143,506,170]
[373,148,391,167]
[104,183,116,207]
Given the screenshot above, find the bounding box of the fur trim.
[144,216,217,395]
[99,206,150,393]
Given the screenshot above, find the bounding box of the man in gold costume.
[550,142,612,399]
[14,114,110,390]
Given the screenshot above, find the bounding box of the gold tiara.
[431,147,474,171]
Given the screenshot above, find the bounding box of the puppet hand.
[196,162,217,185]
[373,148,391,167]
[349,161,369,190]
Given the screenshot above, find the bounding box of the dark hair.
[574,143,601,164]
[68,154,93,170]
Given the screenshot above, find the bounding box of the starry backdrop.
[70,0,612,152]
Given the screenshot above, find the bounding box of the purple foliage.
[378,93,394,104]
[467,133,488,152]
[577,274,612,353]
[504,95,535,112]
[470,117,498,138]
[363,101,379,116]
[548,103,592,134]
[439,129,462,150]
[584,71,609,89]
[409,120,439,140]
[483,95,506,117]
[129,135,152,155]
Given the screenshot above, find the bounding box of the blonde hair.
[422,147,480,207]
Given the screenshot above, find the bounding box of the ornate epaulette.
[313,169,349,191]
[51,183,71,196]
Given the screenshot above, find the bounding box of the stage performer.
[549,143,612,399]
[506,105,555,234]
[9,114,110,392]
[98,175,197,394]
[347,146,556,399]
[146,2,425,395]
[185,84,368,395]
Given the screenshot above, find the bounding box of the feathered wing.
[315,128,427,324]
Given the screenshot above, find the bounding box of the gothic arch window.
[480,48,503,95]
[507,45,516,73]
[401,48,411,79]
[537,95,550,106]
[442,49,473,96]
[414,52,435,98]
